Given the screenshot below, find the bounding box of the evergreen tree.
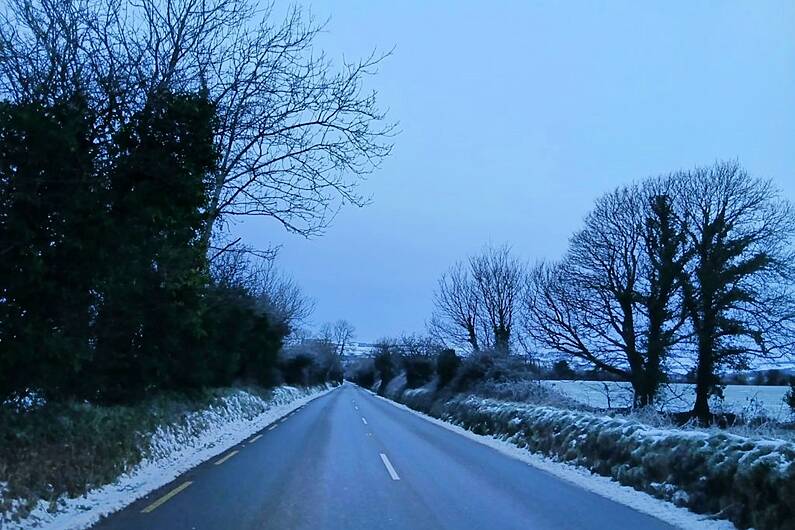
[0,95,103,401]
[92,91,218,401]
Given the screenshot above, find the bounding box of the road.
[93,383,676,530]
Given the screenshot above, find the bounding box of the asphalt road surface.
[92,383,676,530]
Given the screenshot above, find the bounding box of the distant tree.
[399,334,443,357]
[551,360,576,380]
[431,245,524,353]
[785,380,795,414]
[677,162,795,422]
[320,320,356,357]
[764,370,787,386]
[469,245,524,354]
[430,262,482,351]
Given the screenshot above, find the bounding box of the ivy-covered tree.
[677,162,795,422]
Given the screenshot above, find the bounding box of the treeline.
[347,336,461,393]
[430,162,795,422]
[0,0,390,406]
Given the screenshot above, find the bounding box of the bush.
[436,349,461,387]
[451,352,536,392]
[373,341,400,394]
[347,359,376,389]
[280,354,315,386]
[403,355,435,389]
[0,390,218,519]
[786,380,795,414]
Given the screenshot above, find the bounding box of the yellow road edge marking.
[249,434,263,443]
[141,481,192,513]
[214,450,239,466]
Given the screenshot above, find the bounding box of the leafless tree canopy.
[469,245,523,353]
[429,261,481,351]
[211,248,314,330]
[320,319,355,357]
[431,245,524,353]
[0,0,394,249]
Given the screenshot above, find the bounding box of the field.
[543,380,792,420]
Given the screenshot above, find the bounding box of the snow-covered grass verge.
[385,388,795,530]
[0,384,335,530]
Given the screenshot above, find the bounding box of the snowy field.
[543,380,792,420]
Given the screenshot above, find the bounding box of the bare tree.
[524,260,630,378]
[524,182,689,407]
[0,0,394,253]
[398,333,442,357]
[469,244,524,354]
[431,245,524,353]
[676,161,795,421]
[319,319,356,357]
[254,264,314,332]
[429,262,481,351]
[211,249,313,331]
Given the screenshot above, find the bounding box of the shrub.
[373,341,399,394]
[452,352,494,392]
[279,354,315,385]
[403,355,435,388]
[436,349,461,387]
[452,352,536,392]
[347,359,376,389]
[786,380,795,414]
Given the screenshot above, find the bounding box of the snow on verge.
[7,384,336,530]
[370,392,737,530]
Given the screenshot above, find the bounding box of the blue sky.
[237,1,795,341]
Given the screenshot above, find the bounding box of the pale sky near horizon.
[235,1,795,342]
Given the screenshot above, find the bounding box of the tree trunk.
[631,373,656,409]
[692,342,714,423]
[467,325,480,352]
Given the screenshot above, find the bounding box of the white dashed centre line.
[380,453,400,481]
[361,417,368,425]
[214,450,239,466]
